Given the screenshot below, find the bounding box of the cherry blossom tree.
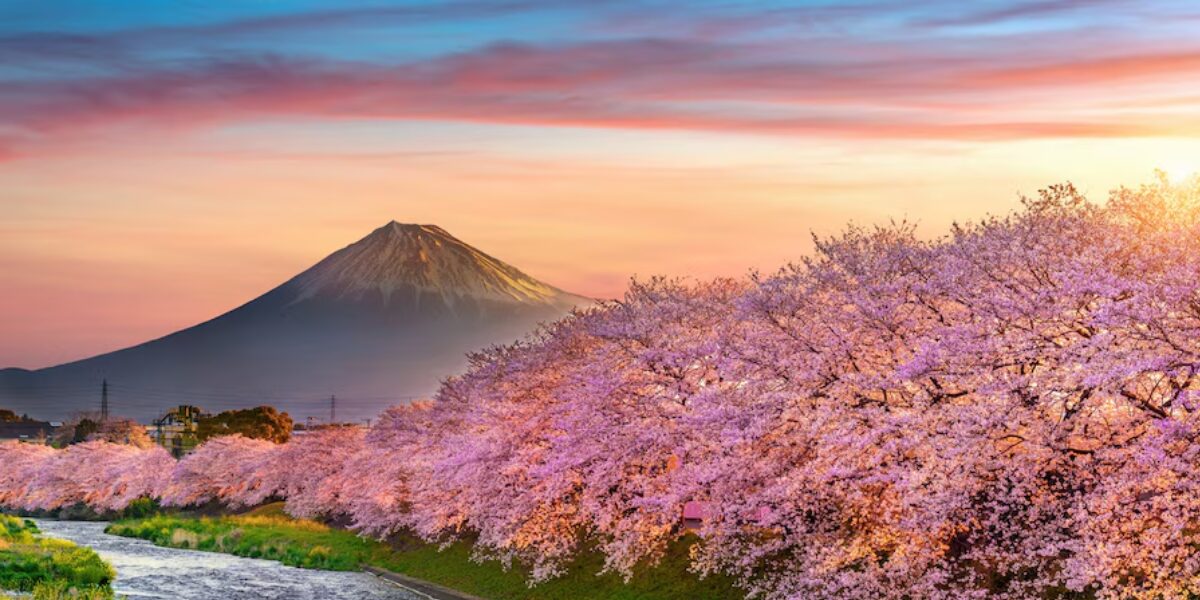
[267,426,365,520]
[401,176,1200,598]
[160,435,281,508]
[86,442,175,512]
[0,441,56,509]
[5,441,172,512]
[341,402,436,537]
[91,418,156,449]
[3,175,1200,599]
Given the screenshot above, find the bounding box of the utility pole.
[330,394,336,425]
[100,379,109,422]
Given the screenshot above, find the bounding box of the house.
[151,405,209,457]
[0,420,57,444]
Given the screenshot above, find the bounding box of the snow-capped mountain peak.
[287,221,587,309]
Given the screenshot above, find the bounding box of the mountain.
[0,222,591,422]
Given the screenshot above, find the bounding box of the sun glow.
[1164,161,1198,186]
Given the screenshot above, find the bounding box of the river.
[32,520,423,599]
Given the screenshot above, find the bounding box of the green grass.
[0,580,114,600]
[106,509,369,571]
[0,515,115,599]
[107,503,744,600]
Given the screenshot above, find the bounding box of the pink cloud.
[973,50,1200,88]
[5,38,1200,158]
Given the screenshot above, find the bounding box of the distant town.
[0,399,353,457]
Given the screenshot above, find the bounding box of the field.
[107,503,743,600]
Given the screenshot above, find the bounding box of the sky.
[3,0,1200,368]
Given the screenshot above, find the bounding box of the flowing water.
[31,520,423,599]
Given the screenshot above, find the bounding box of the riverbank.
[0,515,114,600]
[32,519,418,600]
[107,504,743,600]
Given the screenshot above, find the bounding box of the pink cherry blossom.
[160,435,281,508]
[5,175,1200,599]
[270,426,366,520]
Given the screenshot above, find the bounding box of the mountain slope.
[293,222,578,309]
[0,223,591,422]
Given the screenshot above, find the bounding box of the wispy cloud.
[1,0,1199,158]
[914,0,1130,28]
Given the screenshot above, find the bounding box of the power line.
[106,383,427,403]
[105,390,409,403]
[109,382,429,398]
[107,385,328,401]
[6,379,429,424]
[8,382,426,404]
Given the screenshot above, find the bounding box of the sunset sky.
[4,0,1200,368]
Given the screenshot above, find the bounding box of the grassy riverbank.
[107,504,743,600]
[0,515,115,600]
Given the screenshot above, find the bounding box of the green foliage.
[0,515,37,540]
[1,580,112,600]
[119,498,160,520]
[0,515,115,598]
[197,406,293,444]
[108,505,743,600]
[70,420,99,445]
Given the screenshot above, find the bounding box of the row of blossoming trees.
[5,178,1200,599]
